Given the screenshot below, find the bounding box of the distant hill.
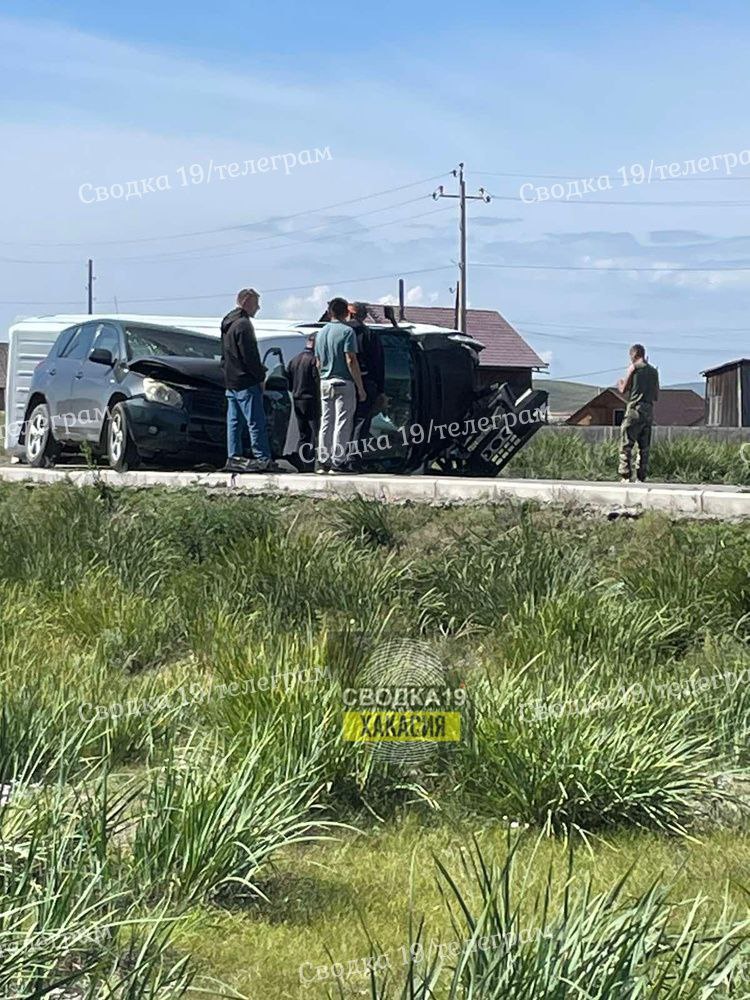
[666,381,704,396]
[533,379,605,415]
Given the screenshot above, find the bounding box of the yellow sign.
[342,711,462,743]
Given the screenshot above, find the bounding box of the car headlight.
[143,377,183,408]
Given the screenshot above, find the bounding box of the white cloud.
[278,285,330,320]
[280,283,442,319]
[647,269,750,290]
[377,284,439,306]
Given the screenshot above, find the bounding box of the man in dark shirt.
[287,334,320,470]
[617,343,660,483]
[220,288,272,472]
[348,302,385,456]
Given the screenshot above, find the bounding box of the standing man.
[348,302,385,458]
[220,287,272,473]
[287,333,320,471]
[617,343,659,483]
[315,297,366,473]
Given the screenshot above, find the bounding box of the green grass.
[502,429,750,485]
[1,482,749,997]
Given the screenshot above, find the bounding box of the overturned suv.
[312,317,549,477]
[20,316,548,476]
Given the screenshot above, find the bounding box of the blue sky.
[1,1,749,383]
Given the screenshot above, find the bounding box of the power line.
[103,194,433,262]
[487,193,750,207]
[0,264,453,308]
[473,260,750,272]
[537,366,624,381]
[0,172,450,249]
[518,326,725,355]
[513,318,750,333]
[0,265,454,307]
[476,170,750,182]
[511,318,750,341]
[0,198,451,267]
[100,203,452,266]
[104,265,457,305]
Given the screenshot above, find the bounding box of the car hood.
[128,356,224,390]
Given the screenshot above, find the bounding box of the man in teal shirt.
[314,297,366,473]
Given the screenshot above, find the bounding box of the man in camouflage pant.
[617,344,660,483]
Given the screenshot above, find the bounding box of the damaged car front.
[117,356,228,471]
[21,319,292,472]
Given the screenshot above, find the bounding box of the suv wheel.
[107,403,141,472]
[25,402,61,468]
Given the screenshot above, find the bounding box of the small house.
[701,359,750,427]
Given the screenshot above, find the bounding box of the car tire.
[25,402,61,468]
[107,403,141,472]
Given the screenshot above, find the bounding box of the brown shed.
[701,359,750,427]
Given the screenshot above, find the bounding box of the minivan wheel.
[25,402,61,468]
[107,403,141,472]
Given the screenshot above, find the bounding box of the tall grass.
[0,482,748,995]
[131,730,329,906]
[503,430,750,485]
[335,839,750,999]
[0,771,195,998]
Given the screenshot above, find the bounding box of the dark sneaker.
[222,456,250,473]
[246,458,273,473]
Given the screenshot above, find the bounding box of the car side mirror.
[90,348,114,367]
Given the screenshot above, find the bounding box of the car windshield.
[124,325,221,360]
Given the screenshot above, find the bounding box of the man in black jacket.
[348,302,385,452]
[220,288,272,471]
[287,333,320,471]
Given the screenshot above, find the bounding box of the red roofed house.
[362,304,548,393]
[566,387,705,427]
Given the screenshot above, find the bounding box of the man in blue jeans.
[220,288,272,472]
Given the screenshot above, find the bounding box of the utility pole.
[432,164,490,335]
[86,258,95,314]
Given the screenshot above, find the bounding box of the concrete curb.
[0,466,748,519]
